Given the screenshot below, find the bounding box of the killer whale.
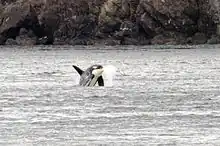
[73,64,104,86]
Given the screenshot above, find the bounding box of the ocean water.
[0,45,220,145]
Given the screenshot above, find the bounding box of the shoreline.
[1,44,220,50]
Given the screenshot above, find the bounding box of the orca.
[73,64,104,86]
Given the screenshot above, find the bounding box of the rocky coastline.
[0,0,220,46]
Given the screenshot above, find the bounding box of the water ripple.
[1,45,220,145]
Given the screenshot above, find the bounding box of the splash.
[102,65,117,87]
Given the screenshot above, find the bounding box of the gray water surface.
[1,45,220,145]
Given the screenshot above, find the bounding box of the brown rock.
[16,28,37,45]
[5,38,17,45]
[191,32,207,44]
[98,0,122,33]
[207,35,220,44]
[1,0,17,5]
[209,0,220,23]
[138,12,158,37]
[37,0,100,44]
[120,37,138,45]
[0,0,219,46]
[151,32,187,45]
[94,38,120,45]
[0,0,44,44]
[197,0,216,36]
[137,0,198,37]
[217,24,220,36]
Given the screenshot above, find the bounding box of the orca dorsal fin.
[72,65,84,75]
[97,76,104,86]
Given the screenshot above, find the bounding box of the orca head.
[90,65,104,77]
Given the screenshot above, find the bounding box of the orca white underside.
[86,76,99,86]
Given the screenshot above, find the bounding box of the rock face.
[0,0,44,44]
[0,0,220,45]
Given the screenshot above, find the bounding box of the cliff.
[0,0,220,45]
